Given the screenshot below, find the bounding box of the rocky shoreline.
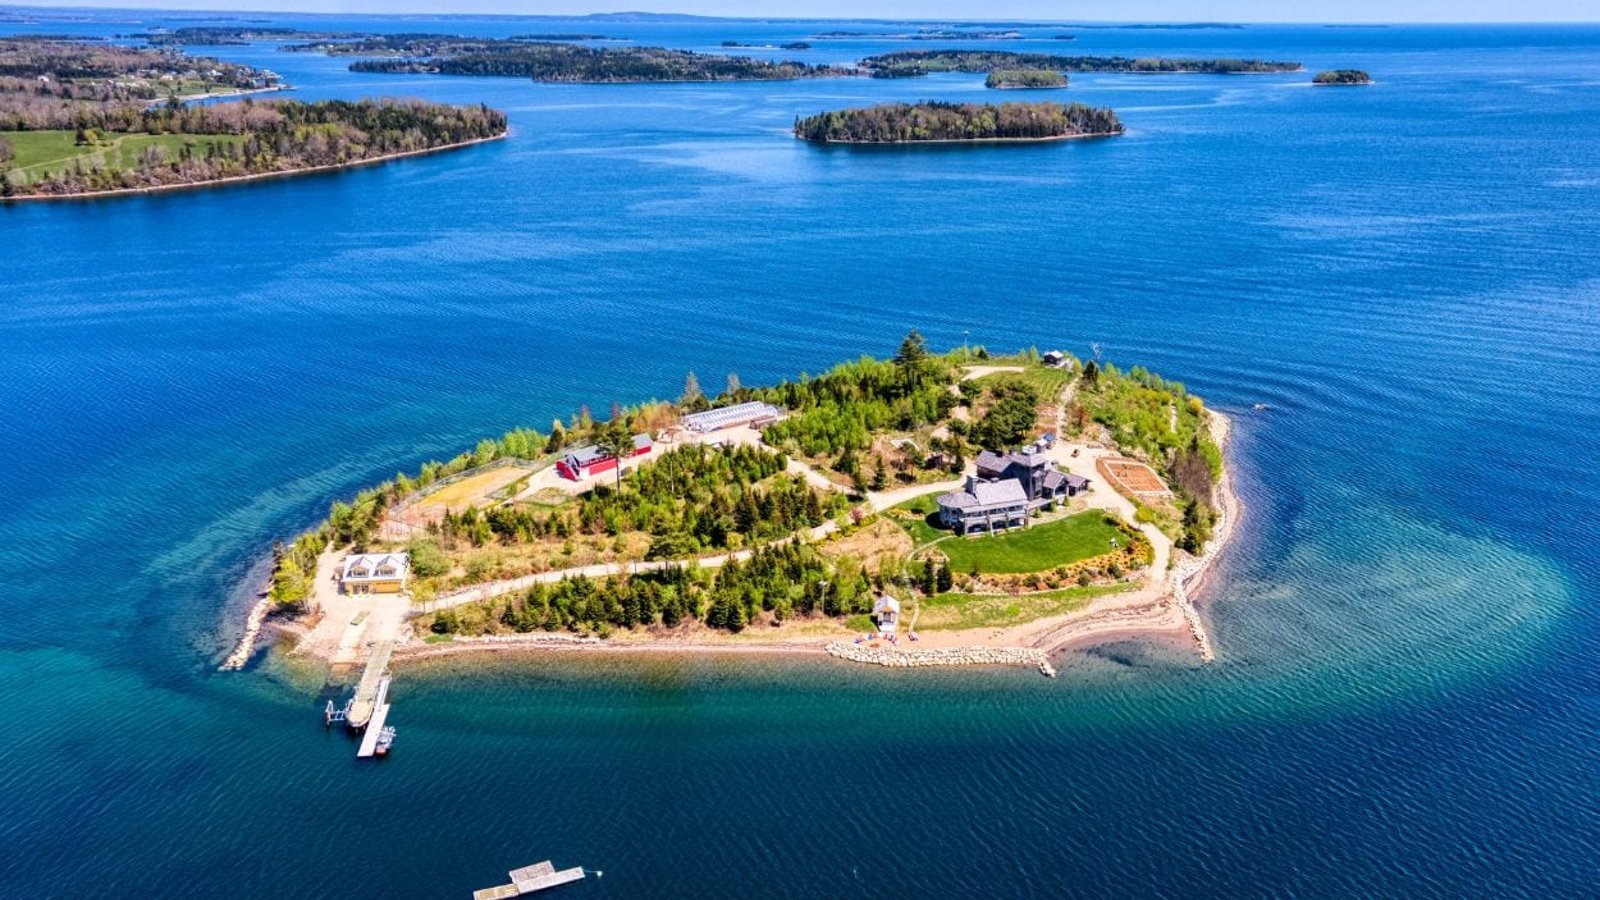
[826,641,1058,677]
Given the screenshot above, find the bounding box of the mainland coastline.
[0,37,508,201]
[235,337,1241,677]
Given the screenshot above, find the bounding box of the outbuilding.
[555,434,652,481]
[340,552,409,595]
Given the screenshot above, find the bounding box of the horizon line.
[4,5,1600,26]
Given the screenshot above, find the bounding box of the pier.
[473,861,586,898]
[355,675,392,758]
[346,640,395,730]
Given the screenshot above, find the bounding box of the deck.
[473,861,585,898]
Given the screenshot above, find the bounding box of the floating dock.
[354,675,392,758]
[473,861,585,898]
[346,640,395,730]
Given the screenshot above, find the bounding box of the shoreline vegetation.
[861,49,1302,78]
[282,34,1307,85]
[794,101,1121,144]
[1313,69,1373,85]
[985,69,1069,89]
[238,335,1241,677]
[0,38,508,199]
[299,36,857,82]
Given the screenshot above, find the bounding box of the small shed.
[873,594,902,635]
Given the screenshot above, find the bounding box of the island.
[794,101,1121,144]
[288,35,857,82]
[1313,69,1372,85]
[133,26,363,46]
[986,69,1069,89]
[0,38,507,200]
[862,49,1303,78]
[234,333,1237,679]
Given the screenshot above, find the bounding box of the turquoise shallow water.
[2,14,1599,898]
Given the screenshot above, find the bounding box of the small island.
[794,101,1121,144]
[1313,69,1372,85]
[986,69,1069,89]
[0,38,507,200]
[235,334,1236,679]
[862,49,1303,78]
[289,35,856,82]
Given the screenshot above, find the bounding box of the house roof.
[632,433,652,451]
[874,595,901,615]
[565,445,606,467]
[342,552,409,580]
[1042,470,1067,491]
[1066,473,1090,490]
[939,478,1029,513]
[975,450,1009,475]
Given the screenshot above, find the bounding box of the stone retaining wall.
[826,641,1057,677]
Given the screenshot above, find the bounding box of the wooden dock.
[346,640,394,730]
[354,676,392,758]
[473,861,585,898]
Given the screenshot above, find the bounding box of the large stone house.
[937,449,1091,535]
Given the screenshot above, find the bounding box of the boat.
[374,725,395,756]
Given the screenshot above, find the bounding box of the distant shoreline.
[151,84,292,108]
[1,130,507,203]
[795,130,1120,146]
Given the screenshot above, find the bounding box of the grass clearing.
[418,465,535,510]
[974,355,1078,400]
[911,510,1126,575]
[3,130,245,185]
[916,581,1133,631]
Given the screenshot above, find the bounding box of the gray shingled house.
[937,448,1091,535]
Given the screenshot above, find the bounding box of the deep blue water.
[3,12,1599,898]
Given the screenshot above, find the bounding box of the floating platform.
[473,861,585,898]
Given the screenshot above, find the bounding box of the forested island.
[291,36,855,82]
[253,334,1234,668]
[0,39,506,199]
[862,49,1302,78]
[134,26,360,46]
[1313,69,1372,85]
[986,69,1069,89]
[794,101,1121,144]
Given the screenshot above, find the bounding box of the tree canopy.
[795,101,1122,143]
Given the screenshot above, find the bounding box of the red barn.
[556,434,652,481]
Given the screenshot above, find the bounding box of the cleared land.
[916,582,1133,630]
[1098,458,1171,496]
[5,130,245,186]
[900,508,1126,575]
[417,465,535,510]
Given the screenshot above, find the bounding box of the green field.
[974,358,1078,404]
[901,509,1125,574]
[2,130,245,185]
[916,582,1132,630]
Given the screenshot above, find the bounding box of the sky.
[9,0,1600,23]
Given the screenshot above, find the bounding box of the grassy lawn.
[917,510,1126,575]
[3,130,245,185]
[888,492,947,545]
[975,357,1078,405]
[915,582,1134,631]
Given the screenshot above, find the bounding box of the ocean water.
[3,14,1599,898]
